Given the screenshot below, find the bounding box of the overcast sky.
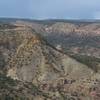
[0,0,100,19]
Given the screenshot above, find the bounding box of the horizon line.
[0,17,100,22]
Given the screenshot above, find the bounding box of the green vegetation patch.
[71,54,100,72]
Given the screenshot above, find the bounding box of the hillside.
[0,20,100,100]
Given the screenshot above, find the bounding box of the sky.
[0,0,100,19]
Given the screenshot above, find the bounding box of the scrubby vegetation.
[0,23,18,30]
[70,54,100,72]
[0,19,100,100]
